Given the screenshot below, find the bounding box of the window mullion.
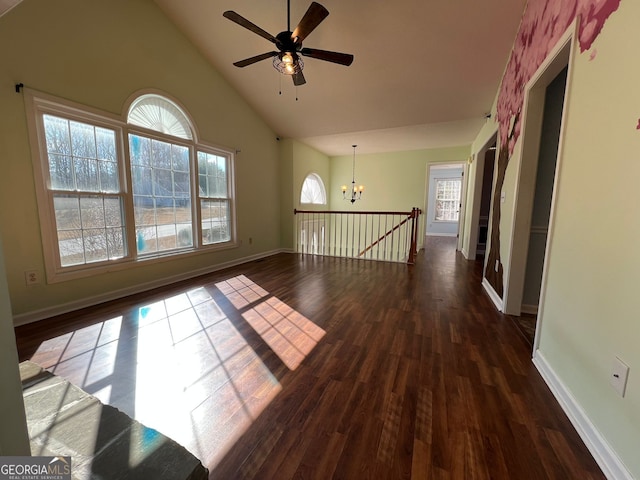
[121,129,137,261]
[46,188,65,271]
[192,147,202,248]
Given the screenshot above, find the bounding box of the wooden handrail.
[295,209,414,216]
[358,215,412,257]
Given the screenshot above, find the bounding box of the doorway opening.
[502,29,574,348]
[465,135,497,261]
[424,163,465,246]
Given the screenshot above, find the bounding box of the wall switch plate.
[610,357,630,397]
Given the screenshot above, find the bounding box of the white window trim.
[195,146,236,247]
[433,177,461,223]
[25,89,237,284]
[300,172,327,205]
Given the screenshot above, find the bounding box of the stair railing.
[294,208,421,264]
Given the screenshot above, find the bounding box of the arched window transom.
[127,94,193,139]
[300,173,326,205]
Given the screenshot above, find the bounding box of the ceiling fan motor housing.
[275,31,301,52]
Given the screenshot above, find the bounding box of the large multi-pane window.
[28,91,235,282]
[198,151,231,245]
[129,134,193,254]
[43,115,126,267]
[434,178,461,221]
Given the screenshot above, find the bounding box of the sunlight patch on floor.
[29,273,325,471]
[243,296,326,370]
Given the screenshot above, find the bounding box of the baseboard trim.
[13,249,288,327]
[533,351,633,480]
[482,277,503,312]
[425,233,457,237]
[521,304,539,315]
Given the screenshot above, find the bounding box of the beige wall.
[279,139,295,250]
[0,233,30,455]
[330,147,470,211]
[0,0,280,320]
[536,2,640,475]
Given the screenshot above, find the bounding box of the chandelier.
[341,145,364,203]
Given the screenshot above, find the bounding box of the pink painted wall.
[497,0,621,155]
[484,0,622,296]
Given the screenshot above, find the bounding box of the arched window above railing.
[300,173,326,205]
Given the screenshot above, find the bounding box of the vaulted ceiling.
[0,0,22,17]
[3,0,528,156]
[154,0,527,155]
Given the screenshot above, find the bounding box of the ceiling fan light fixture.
[273,53,303,75]
[282,52,294,64]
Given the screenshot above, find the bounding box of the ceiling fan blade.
[300,48,354,66]
[223,11,276,43]
[292,2,329,44]
[292,70,306,86]
[233,52,278,68]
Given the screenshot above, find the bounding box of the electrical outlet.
[610,357,629,397]
[25,270,40,285]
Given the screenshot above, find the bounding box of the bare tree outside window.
[44,115,126,266]
[129,134,193,255]
[198,151,231,245]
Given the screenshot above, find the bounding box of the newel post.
[408,207,420,264]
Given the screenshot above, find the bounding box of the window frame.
[26,89,237,284]
[300,172,327,205]
[197,149,234,247]
[127,127,197,256]
[434,177,462,222]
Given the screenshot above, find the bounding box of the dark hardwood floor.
[15,237,604,479]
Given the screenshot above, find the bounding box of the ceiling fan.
[223,0,354,86]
